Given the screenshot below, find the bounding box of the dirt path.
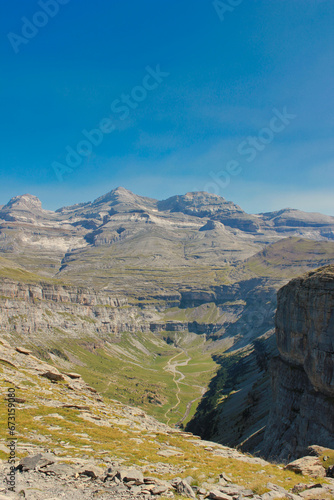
[163,348,207,427]
[175,385,206,427]
[163,350,190,425]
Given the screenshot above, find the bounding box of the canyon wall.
[0,279,152,343]
[261,265,334,461]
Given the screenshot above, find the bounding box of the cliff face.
[0,279,152,342]
[0,280,125,307]
[262,265,334,461]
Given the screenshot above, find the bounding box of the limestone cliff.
[261,265,334,461]
[0,279,152,342]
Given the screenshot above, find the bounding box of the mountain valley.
[1,188,334,499]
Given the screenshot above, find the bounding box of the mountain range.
[1,187,334,295]
[1,187,334,458]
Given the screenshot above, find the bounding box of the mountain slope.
[2,338,334,499]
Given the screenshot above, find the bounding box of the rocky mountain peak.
[91,186,158,212]
[0,193,52,223]
[260,208,334,228]
[5,193,42,210]
[92,186,135,204]
[158,191,263,232]
[158,191,230,213]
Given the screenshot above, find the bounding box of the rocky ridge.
[0,279,146,340]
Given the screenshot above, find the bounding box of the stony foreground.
[1,451,334,500]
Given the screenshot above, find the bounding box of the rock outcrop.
[262,265,334,461]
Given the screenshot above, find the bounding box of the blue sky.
[1,0,333,214]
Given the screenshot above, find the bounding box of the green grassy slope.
[239,237,334,279]
[2,339,321,496]
[0,256,62,284]
[17,329,219,428]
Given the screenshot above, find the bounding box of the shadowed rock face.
[262,265,334,461]
[276,266,334,396]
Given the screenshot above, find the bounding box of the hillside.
[1,339,334,499]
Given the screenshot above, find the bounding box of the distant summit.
[5,194,42,210]
[261,207,334,228]
[1,187,334,237]
[91,187,158,211]
[0,194,52,223]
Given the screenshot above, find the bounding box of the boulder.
[292,483,309,493]
[151,485,169,495]
[79,465,104,479]
[217,485,242,496]
[266,482,300,500]
[116,467,144,485]
[41,371,65,382]
[64,372,81,379]
[306,445,329,457]
[284,456,326,478]
[144,476,161,484]
[207,489,233,500]
[17,453,55,471]
[176,479,196,499]
[299,486,332,499]
[241,489,255,497]
[219,472,232,482]
[40,463,77,477]
[17,453,43,471]
[15,347,32,355]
